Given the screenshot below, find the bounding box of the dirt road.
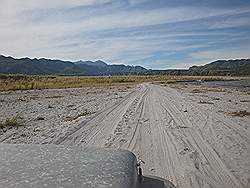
[51,83,249,188]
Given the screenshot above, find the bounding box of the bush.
[0,116,22,129]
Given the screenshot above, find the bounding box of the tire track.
[52,87,140,145]
[101,85,149,149]
[156,84,243,188]
[126,86,148,150]
[84,85,148,147]
[51,83,247,188]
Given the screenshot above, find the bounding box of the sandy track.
[49,83,249,188]
[1,82,249,188]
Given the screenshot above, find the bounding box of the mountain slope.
[0,55,147,75]
[0,55,249,76]
[188,59,250,76]
[141,59,250,76]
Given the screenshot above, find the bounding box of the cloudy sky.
[0,0,250,69]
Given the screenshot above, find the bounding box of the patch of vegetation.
[0,116,23,129]
[199,100,214,104]
[0,74,245,92]
[212,97,220,100]
[191,87,226,93]
[240,100,250,103]
[45,95,63,99]
[188,59,250,76]
[226,110,250,117]
[191,89,204,93]
[64,110,92,121]
[78,111,91,117]
[35,116,45,121]
[208,88,226,92]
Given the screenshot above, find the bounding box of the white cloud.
[0,0,111,12]
[170,47,250,69]
[168,60,208,69]
[129,0,148,5]
[0,0,249,67]
[190,47,250,62]
[208,15,250,29]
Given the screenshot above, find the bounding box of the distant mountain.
[0,55,147,75]
[142,59,250,76]
[0,55,249,76]
[75,60,108,67]
[188,59,250,76]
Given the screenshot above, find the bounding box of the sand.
[0,81,249,188]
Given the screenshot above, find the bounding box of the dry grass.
[45,95,63,99]
[191,89,204,93]
[226,110,250,117]
[191,87,226,93]
[0,74,246,92]
[64,111,92,121]
[198,100,214,104]
[240,100,250,103]
[0,116,23,129]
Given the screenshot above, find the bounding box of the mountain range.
[0,55,147,76]
[145,59,250,76]
[188,59,250,76]
[0,55,249,76]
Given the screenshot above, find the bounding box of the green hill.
[188,59,250,76]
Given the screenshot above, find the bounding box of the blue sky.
[0,0,250,69]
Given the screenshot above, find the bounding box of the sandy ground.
[0,86,132,144]
[0,81,249,188]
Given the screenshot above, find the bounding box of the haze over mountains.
[0,55,249,76]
